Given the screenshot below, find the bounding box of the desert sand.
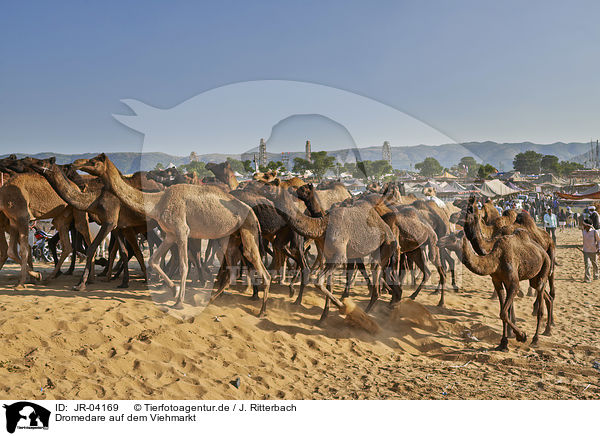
[0,227,599,400]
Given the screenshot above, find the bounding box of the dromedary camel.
[74,154,271,315]
[25,157,150,289]
[262,183,400,319]
[438,230,553,350]
[0,169,91,287]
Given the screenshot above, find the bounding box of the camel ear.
[98,153,107,161]
[307,183,313,189]
[48,156,56,164]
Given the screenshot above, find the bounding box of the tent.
[478,179,520,197]
[438,171,457,179]
[534,173,566,185]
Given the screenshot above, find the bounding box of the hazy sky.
[1,1,600,155]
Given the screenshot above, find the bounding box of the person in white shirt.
[582,218,600,282]
[543,208,557,244]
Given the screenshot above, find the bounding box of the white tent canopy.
[478,179,519,197]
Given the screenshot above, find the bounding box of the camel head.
[72,153,108,176]
[366,181,381,193]
[21,156,58,175]
[295,183,314,202]
[437,231,464,252]
[0,155,35,173]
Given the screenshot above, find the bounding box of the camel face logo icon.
[3,402,50,433]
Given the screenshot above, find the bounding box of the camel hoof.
[517,290,524,298]
[516,332,527,343]
[14,284,27,291]
[117,283,129,289]
[437,301,445,308]
[249,294,260,301]
[408,293,418,300]
[452,285,459,292]
[542,328,552,336]
[531,337,539,346]
[288,287,295,298]
[257,309,267,318]
[494,338,508,351]
[171,301,184,310]
[73,284,85,291]
[431,289,440,295]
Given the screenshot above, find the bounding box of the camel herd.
[0,154,556,350]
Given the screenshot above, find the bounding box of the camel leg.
[500,281,527,344]
[365,262,381,313]
[98,233,116,277]
[72,210,92,279]
[148,233,176,290]
[172,227,190,309]
[103,232,119,281]
[122,227,147,279]
[409,249,430,300]
[0,226,8,271]
[15,218,34,288]
[541,288,553,336]
[315,258,342,324]
[115,235,131,289]
[492,278,510,351]
[441,248,458,291]
[76,222,115,291]
[239,226,271,317]
[45,218,73,280]
[342,260,357,299]
[531,279,548,346]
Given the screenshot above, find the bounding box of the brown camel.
[438,230,552,350]
[0,169,91,287]
[74,154,271,315]
[206,161,239,190]
[262,182,400,319]
[25,157,151,289]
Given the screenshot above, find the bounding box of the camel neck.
[102,160,162,218]
[42,166,97,211]
[460,236,496,276]
[274,190,327,239]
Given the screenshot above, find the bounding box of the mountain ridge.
[1,141,592,173]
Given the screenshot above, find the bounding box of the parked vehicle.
[31,226,54,262]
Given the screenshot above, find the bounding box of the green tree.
[292,157,312,174]
[558,160,584,177]
[477,163,498,179]
[415,157,443,177]
[458,156,481,178]
[242,159,254,173]
[266,160,286,172]
[178,161,211,177]
[226,157,245,174]
[292,152,335,180]
[154,162,164,171]
[513,150,543,174]
[310,151,335,180]
[540,155,559,174]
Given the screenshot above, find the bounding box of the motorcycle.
[31,226,54,263]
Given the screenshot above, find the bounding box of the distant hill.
[2,141,593,172]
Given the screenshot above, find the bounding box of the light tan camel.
[439,230,552,350]
[75,154,271,315]
[262,182,400,319]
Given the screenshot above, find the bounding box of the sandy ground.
[0,227,599,400]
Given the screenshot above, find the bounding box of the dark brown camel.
[439,230,553,350]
